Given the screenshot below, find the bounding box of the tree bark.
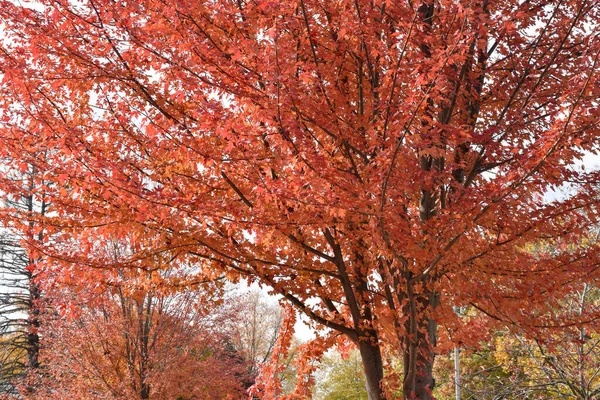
[358,338,385,400]
[324,230,386,399]
[26,281,40,369]
[403,287,438,399]
[140,383,150,400]
[26,190,41,371]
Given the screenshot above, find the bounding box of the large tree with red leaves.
[1,0,599,398]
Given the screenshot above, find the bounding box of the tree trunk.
[26,281,40,369]
[26,192,41,371]
[358,339,385,400]
[403,288,438,399]
[140,382,150,400]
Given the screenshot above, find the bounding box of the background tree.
[25,268,252,399]
[433,335,523,400]
[313,349,368,400]
[0,164,49,395]
[232,290,282,378]
[1,0,600,398]
[460,285,600,400]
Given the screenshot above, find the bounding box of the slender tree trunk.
[402,319,436,399]
[415,315,437,399]
[403,287,438,399]
[140,382,150,400]
[26,280,40,369]
[324,230,386,399]
[358,339,385,400]
[454,341,461,400]
[138,296,152,400]
[26,190,41,371]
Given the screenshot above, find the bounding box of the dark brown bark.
[140,382,150,400]
[324,230,386,399]
[26,281,41,370]
[359,339,385,400]
[402,287,438,399]
[26,189,43,371]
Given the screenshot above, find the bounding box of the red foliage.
[23,281,251,400]
[1,0,599,398]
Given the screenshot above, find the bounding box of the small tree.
[27,278,252,399]
[233,290,282,377]
[313,349,368,400]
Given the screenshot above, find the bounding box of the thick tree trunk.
[414,317,437,399]
[358,339,385,400]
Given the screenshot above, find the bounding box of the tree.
[1,0,600,398]
[313,349,368,400]
[432,334,523,399]
[0,232,36,395]
[232,290,282,377]
[25,271,252,399]
[461,285,600,399]
[0,164,49,394]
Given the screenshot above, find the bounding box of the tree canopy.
[0,0,599,398]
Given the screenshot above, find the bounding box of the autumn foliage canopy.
[0,0,599,398]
